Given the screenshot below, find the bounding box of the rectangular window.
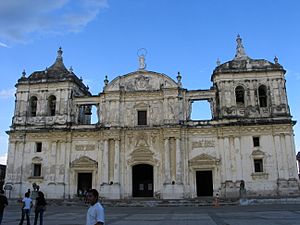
[138,110,147,125]
[33,164,41,177]
[254,159,263,172]
[36,142,42,152]
[253,137,260,147]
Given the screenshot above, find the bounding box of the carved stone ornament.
[127,148,157,165]
[192,139,215,148]
[32,156,43,163]
[251,149,265,158]
[71,156,98,168]
[75,145,95,151]
[135,132,149,147]
[134,75,151,90]
[188,153,220,167]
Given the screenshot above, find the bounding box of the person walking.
[19,192,33,225]
[0,190,8,224]
[86,189,104,225]
[34,191,46,225]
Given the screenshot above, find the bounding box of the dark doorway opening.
[196,170,213,196]
[77,173,92,196]
[132,164,153,197]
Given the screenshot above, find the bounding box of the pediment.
[251,150,265,157]
[32,156,43,163]
[128,148,156,165]
[105,70,178,92]
[71,156,98,168]
[189,153,220,166]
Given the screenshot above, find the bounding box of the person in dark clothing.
[34,191,46,225]
[0,189,8,225]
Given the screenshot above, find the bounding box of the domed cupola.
[211,35,290,120]
[17,47,89,93]
[212,35,285,80]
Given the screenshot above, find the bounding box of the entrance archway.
[196,170,213,196]
[77,173,92,196]
[132,164,153,197]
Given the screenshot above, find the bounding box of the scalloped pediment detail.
[71,156,98,168]
[128,148,156,165]
[105,71,178,92]
[32,156,43,163]
[189,153,220,166]
[251,150,265,157]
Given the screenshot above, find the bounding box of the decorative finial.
[80,76,83,81]
[86,85,89,90]
[137,48,147,70]
[216,58,221,66]
[274,56,279,64]
[22,69,26,77]
[104,75,109,86]
[44,67,48,74]
[177,71,182,87]
[57,47,63,61]
[234,34,248,60]
[69,66,73,73]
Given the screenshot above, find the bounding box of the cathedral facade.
[5,36,299,199]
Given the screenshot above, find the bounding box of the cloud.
[0,88,15,99]
[0,0,108,44]
[0,152,7,165]
[0,42,9,48]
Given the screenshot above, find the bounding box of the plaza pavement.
[2,203,300,225]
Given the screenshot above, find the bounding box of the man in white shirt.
[86,189,104,225]
[19,192,33,225]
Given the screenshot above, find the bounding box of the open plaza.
[2,203,300,225]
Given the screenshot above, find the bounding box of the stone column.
[74,104,79,123]
[280,134,289,179]
[175,138,182,183]
[284,134,297,178]
[164,138,171,183]
[224,137,231,181]
[51,141,58,182]
[114,139,120,184]
[102,139,109,184]
[19,140,26,196]
[96,104,100,123]
[56,89,61,114]
[274,135,284,179]
[64,140,71,198]
[234,137,243,181]
[273,79,280,105]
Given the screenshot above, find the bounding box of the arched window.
[29,96,38,117]
[258,85,267,107]
[48,95,56,116]
[235,86,245,106]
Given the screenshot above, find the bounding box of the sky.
[0,0,300,165]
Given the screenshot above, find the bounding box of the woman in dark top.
[34,191,46,225]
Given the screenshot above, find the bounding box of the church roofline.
[16,47,90,94]
[211,35,286,81]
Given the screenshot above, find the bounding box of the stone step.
[8,196,300,207]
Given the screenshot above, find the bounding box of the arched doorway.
[196,170,213,196]
[132,164,153,197]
